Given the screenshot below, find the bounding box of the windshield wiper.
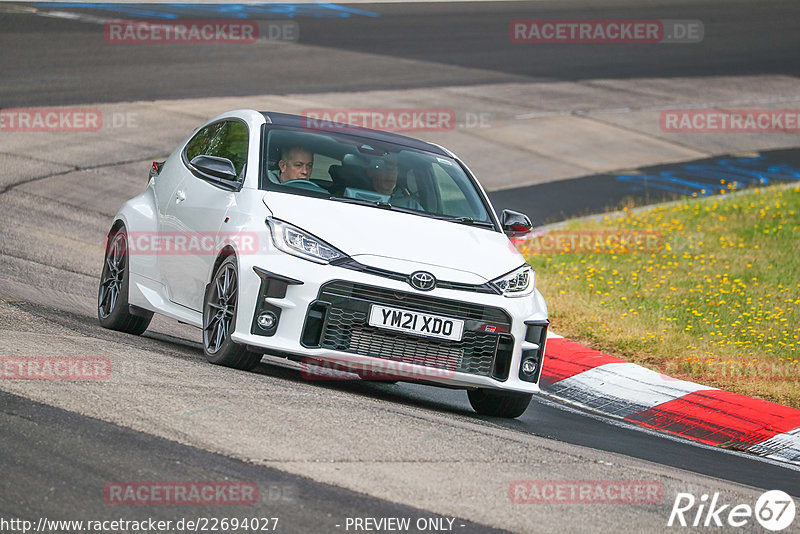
[329,197,421,215]
[431,215,495,228]
[329,196,393,209]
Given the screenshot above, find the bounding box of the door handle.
[175,190,186,203]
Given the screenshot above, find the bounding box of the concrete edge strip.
[540,335,800,466]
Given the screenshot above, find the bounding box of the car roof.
[260,111,449,156]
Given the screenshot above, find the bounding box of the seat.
[327,165,348,195]
[328,154,372,192]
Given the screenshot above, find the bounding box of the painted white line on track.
[546,361,715,418]
[749,426,800,464]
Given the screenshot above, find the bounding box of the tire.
[98,226,153,335]
[202,255,261,371]
[467,388,532,418]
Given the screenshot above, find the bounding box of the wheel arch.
[103,219,126,254]
[111,185,159,281]
[209,245,239,284]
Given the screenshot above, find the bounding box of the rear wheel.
[98,226,152,335]
[467,388,532,418]
[203,255,261,371]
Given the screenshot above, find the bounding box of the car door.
[158,120,249,311]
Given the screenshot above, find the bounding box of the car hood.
[263,192,525,282]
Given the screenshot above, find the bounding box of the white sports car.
[98,109,548,418]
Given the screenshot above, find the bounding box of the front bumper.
[231,253,548,393]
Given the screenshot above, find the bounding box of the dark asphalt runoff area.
[2,1,800,530]
[488,147,800,224]
[0,390,506,533]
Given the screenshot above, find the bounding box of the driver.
[367,155,423,210]
[277,146,314,182]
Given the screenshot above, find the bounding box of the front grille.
[319,280,510,323]
[303,281,513,378]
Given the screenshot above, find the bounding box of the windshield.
[261,128,494,225]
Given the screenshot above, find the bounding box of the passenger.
[275,146,314,182]
[367,155,423,210]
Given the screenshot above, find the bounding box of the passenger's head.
[367,155,399,195]
[278,146,314,182]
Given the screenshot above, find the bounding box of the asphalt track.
[2,1,800,532]
[1,0,800,106]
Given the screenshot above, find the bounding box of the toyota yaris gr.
[98,109,548,418]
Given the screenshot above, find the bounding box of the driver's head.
[278,147,313,182]
[367,155,399,195]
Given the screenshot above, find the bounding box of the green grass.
[520,183,800,408]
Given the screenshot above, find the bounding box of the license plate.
[368,305,464,342]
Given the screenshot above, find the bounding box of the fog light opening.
[521,357,538,376]
[257,311,277,330]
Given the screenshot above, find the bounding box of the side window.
[185,123,220,163]
[184,121,249,180]
[216,121,248,178]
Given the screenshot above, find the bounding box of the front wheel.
[98,226,153,335]
[202,255,261,371]
[467,388,532,418]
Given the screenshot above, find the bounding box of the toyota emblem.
[409,271,436,291]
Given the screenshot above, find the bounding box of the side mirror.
[190,155,238,181]
[149,160,164,181]
[501,209,533,236]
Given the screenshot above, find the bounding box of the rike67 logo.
[668,490,795,531]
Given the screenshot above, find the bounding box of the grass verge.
[519,184,800,408]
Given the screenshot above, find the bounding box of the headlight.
[491,264,535,297]
[267,218,346,264]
